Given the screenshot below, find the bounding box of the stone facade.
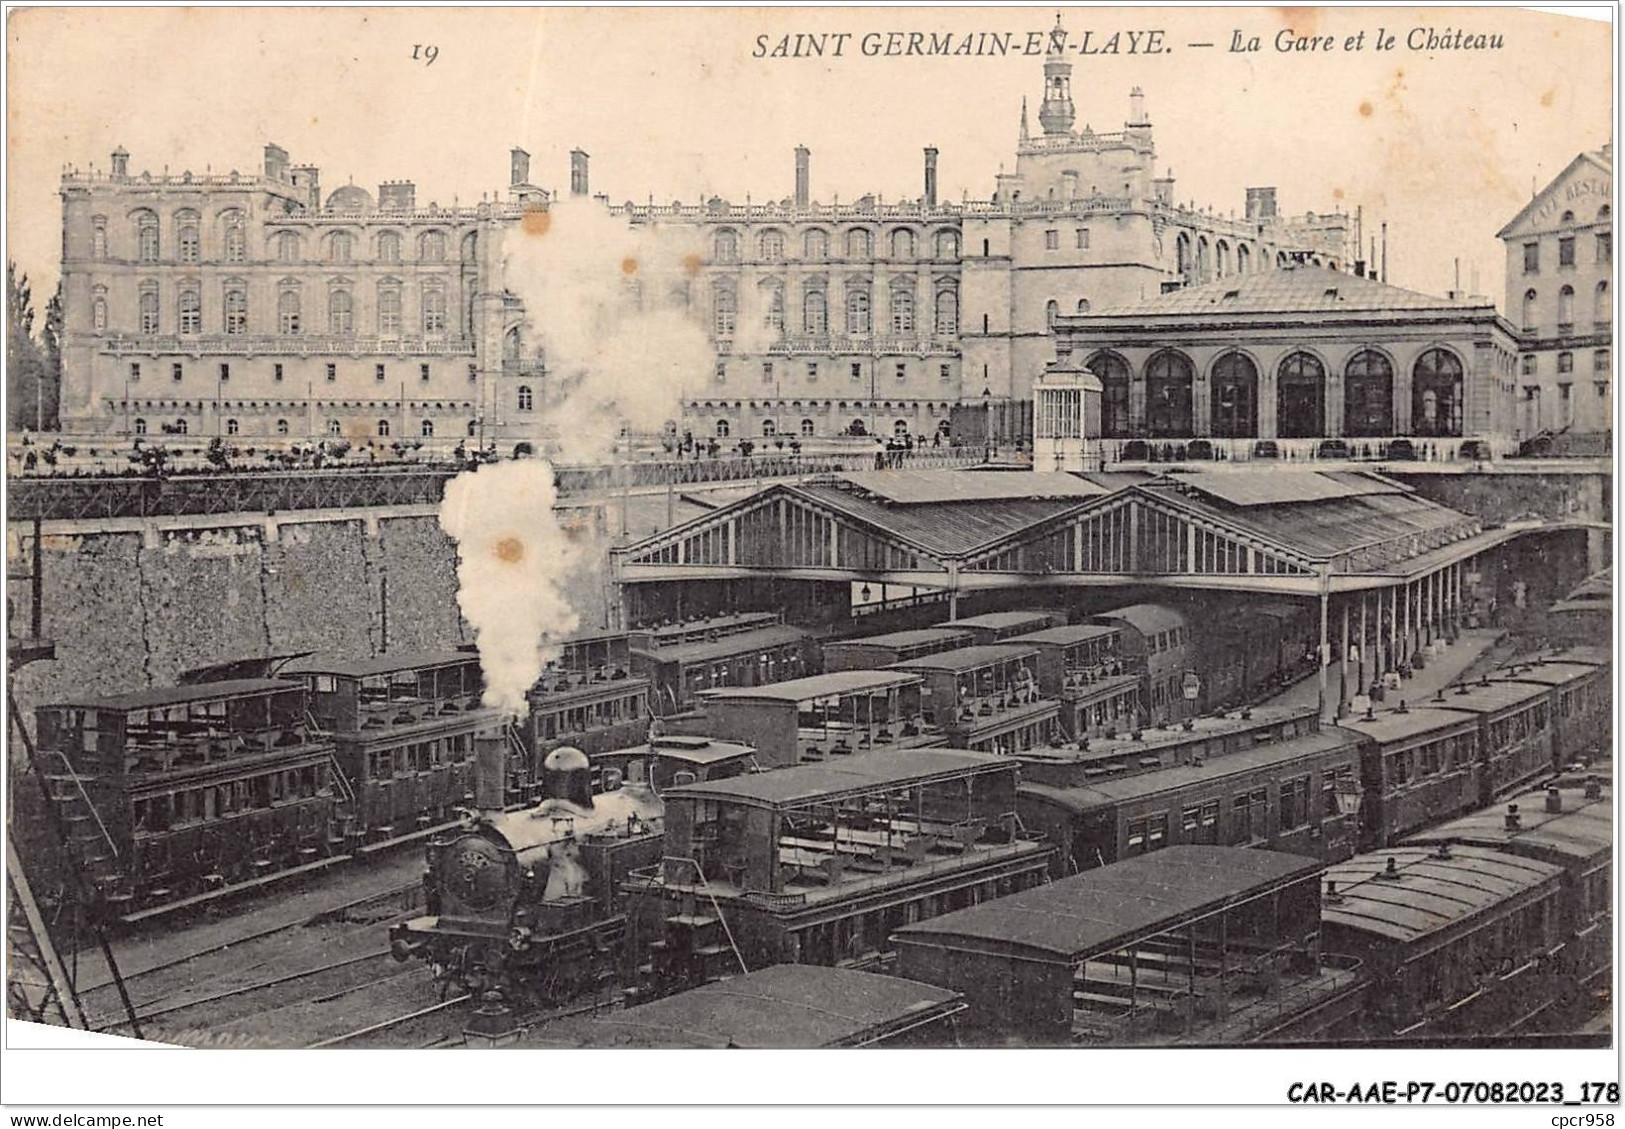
[1497,146,1613,436]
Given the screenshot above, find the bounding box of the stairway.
[6,832,87,1029]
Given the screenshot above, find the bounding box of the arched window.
[327,419,343,436]
[276,419,290,436]
[1411,348,1464,438]
[846,286,871,334]
[803,229,828,259]
[846,228,872,258]
[849,419,868,436]
[222,211,246,262]
[421,419,435,437]
[329,288,354,335]
[758,230,785,262]
[226,418,239,436]
[133,418,147,435]
[418,231,446,261]
[138,282,160,333]
[377,419,391,437]
[503,326,521,362]
[1596,281,1611,325]
[421,286,447,333]
[715,418,731,437]
[1045,299,1059,328]
[762,282,785,332]
[713,283,736,337]
[893,419,910,437]
[91,216,108,259]
[177,286,201,335]
[461,232,478,262]
[467,420,478,437]
[800,418,815,436]
[517,385,534,411]
[1276,351,1326,438]
[714,229,738,263]
[1195,237,1211,282]
[91,293,107,332]
[935,288,959,334]
[890,228,916,259]
[1558,285,1575,327]
[1216,241,1231,277]
[803,289,827,334]
[1209,352,1258,438]
[135,210,160,263]
[174,419,189,435]
[1236,244,1251,274]
[890,282,915,333]
[1076,299,1092,314]
[1343,349,1394,437]
[935,230,959,259]
[274,231,300,262]
[762,419,777,436]
[175,210,200,263]
[278,288,301,335]
[1522,289,1539,331]
[1175,232,1191,275]
[1145,351,1195,437]
[377,231,401,262]
[1088,352,1132,438]
[378,282,402,334]
[328,231,353,263]
[1600,205,1612,221]
[224,283,247,334]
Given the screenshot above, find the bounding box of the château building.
[55,34,1351,445]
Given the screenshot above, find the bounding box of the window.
[276,419,289,435]
[846,228,874,259]
[890,228,915,259]
[422,286,447,334]
[171,362,183,382]
[1596,281,1610,325]
[758,230,785,262]
[325,363,337,381]
[375,283,402,335]
[173,419,188,435]
[224,285,247,334]
[1559,235,1577,268]
[1522,289,1538,331]
[327,419,342,436]
[1231,789,1267,843]
[761,419,777,436]
[1411,348,1464,438]
[1343,349,1394,438]
[715,419,730,437]
[1126,818,1147,855]
[129,362,141,382]
[935,230,958,258]
[806,361,818,381]
[136,282,160,333]
[377,231,401,263]
[1523,242,1539,274]
[421,420,435,437]
[803,229,828,259]
[1597,231,1612,265]
[713,284,736,337]
[714,229,739,263]
[329,289,354,335]
[1280,777,1309,830]
[1521,354,1537,376]
[940,363,951,382]
[329,231,353,263]
[1044,229,1059,251]
[273,363,284,382]
[226,418,239,436]
[890,283,914,332]
[1075,228,1090,250]
[90,216,108,259]
[1146,813,1168,851]
[377,419,391,437]
[178,288,201,335]
[91,295,107,331]
[133,418,147,435]
[800,418,815,436]
[135,210,159,262]
[218,362,230,382]
[1046,299,1059,328]
[466,363,476,382]
[517,385,533,411]
[274,231,299,262]
[763,284,784,331]
[846,287,871,333]
[850,362,862,381]
[375,363,386,382]
[1595,348,1610,373]
[175,211,200,263]
[762,361,774,383]
[935,288,958,334]
[1558,351,1574,374]
[715,361,727,383]
[893,419,909,436]
[278,289,301,334]
[1076,299,1091,313]
[1558,285,1575,328]
[418,231,446,261]
[803,289,827,334]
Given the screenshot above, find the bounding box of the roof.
[697,669,920,703]
[1020,729,1361,813]
[832,469,1108,505]
[513,964,961,1048]
[1493,662,1604,689]
[889,643,1040,673]
[1329,706,1478,744]
[48,677,302,712]
[1021,706,1317,761]
[1402,787,1612,866]
[281,650,479,678]
[893,846,1323,962]
[1172,469,1410,508]
[631,623,810,664]
[794,480,1084,559]
[1007,624,1120,647]
[940,610,1062,630]
[633,612,781,640]
[1425,679,1549,714]
[1090,602,1188,634]
[825,627,974,652]
[1321,846,1565,945]
[666,748,1009,808]
[1079,264,1482,319]
[599,735,757,766]
[1496,148,1614,238]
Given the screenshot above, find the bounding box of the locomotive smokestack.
[543,746,594,808]
[475,733,509,815]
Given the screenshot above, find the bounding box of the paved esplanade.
[1264,627,1514,718]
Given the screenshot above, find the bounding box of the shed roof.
[1328,706,1478,744]
[1177,469,1411,508]
[281,650,479,678]
[834,469,1108,505]
[48,678,303,712]
[893,846,1322,961]
[698,669,920,703]
[512,964,962,1048]
[1320,846,1564,944]
[666,748,1008,808]
[795,480,1083,558]
[1401,787,1612,866]
[889,643,1040,673]
[1081,264,1481,318]
[599,735,758,766]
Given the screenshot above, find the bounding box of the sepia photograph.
[1,2,1617,1117]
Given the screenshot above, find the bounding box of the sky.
[6,6,1614,311]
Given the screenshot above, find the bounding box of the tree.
[40,282,63,429]
[6,261,50,432]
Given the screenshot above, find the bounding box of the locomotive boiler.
[389,741,665,1015]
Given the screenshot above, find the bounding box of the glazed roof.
[1080,264,1482,319]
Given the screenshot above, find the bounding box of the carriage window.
[1125,818,1147,855]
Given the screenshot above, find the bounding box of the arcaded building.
[1497,145,1613,437]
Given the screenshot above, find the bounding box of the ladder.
[6,831,86,1028]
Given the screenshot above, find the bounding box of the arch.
[1236,243,1251,274]
[1276,350,1326,438]
[1175,231,1191,275]
[223,282,247,334]
[174,208,200,263]
[503,325,522,361]
[226,418,240,436]
[421,419,435,438]
[890,228,916,259]
[800,418,815,436]
[467,419,478,437]
[1144,350,1195,437]
[1209,351,1258,438]
[1276,250,1288,268]
[757,229,786,262]
[1522,288,1539,331]
[417,230,447,261]
[845,228,873,258]
[1558,284,1575,327]
[714,228,739,263]
[846,286,872,334]
[133,209,160,262]
[937,419,952,437]
[1086,350,1132,438]
[935,287,959,334]
[517,385,534,411]
[849,418,868,436]
[1215,240,1231,278]
[802,229,828,260]
[376,230,402,262]
[803,288,827,334]
[376,419,391,437]
[133,418,147,435]
[1195,237,1211,282]
[1075,298,1091,314]
[328,288,354,335]
[1410,347,1464,438]
[715,419,731,437]
[460,231,478,262]
[220,209,246,262]
[1343,349,1394,437]
[935,229,959,259]
[889,280,915,333]
[276,419,290,436]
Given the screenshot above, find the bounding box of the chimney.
[1377,856,1401,880]
[290,165,321,211]
[570,149,590,197]
[1504,803,1522,831]
[542,746,593,808]
[510,147,531,188]
[111,146,130,180]
[1585,776,1603,800]
[474,733,509,815]
[1324,879,1342,903]
[923,147,939,208]
[378,180,416,211]
[1545,787,1563,814]
[263,143,289,183]
[794,145,810,208]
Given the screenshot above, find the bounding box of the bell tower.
[1037,16,1075,136]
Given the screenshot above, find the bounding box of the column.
[1357,592,1369,691]
[1338,599,1350,718]
[1386,586,1399,682]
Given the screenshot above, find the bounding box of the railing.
[1099,434,1519,466]
[763,334,959,357]
[99,334,477,357]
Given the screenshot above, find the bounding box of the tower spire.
[1020,96,1030,143]
[1038,15,1075,136]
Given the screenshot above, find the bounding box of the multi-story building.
[56,31,1350,445]
[1497,145,1613,437]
